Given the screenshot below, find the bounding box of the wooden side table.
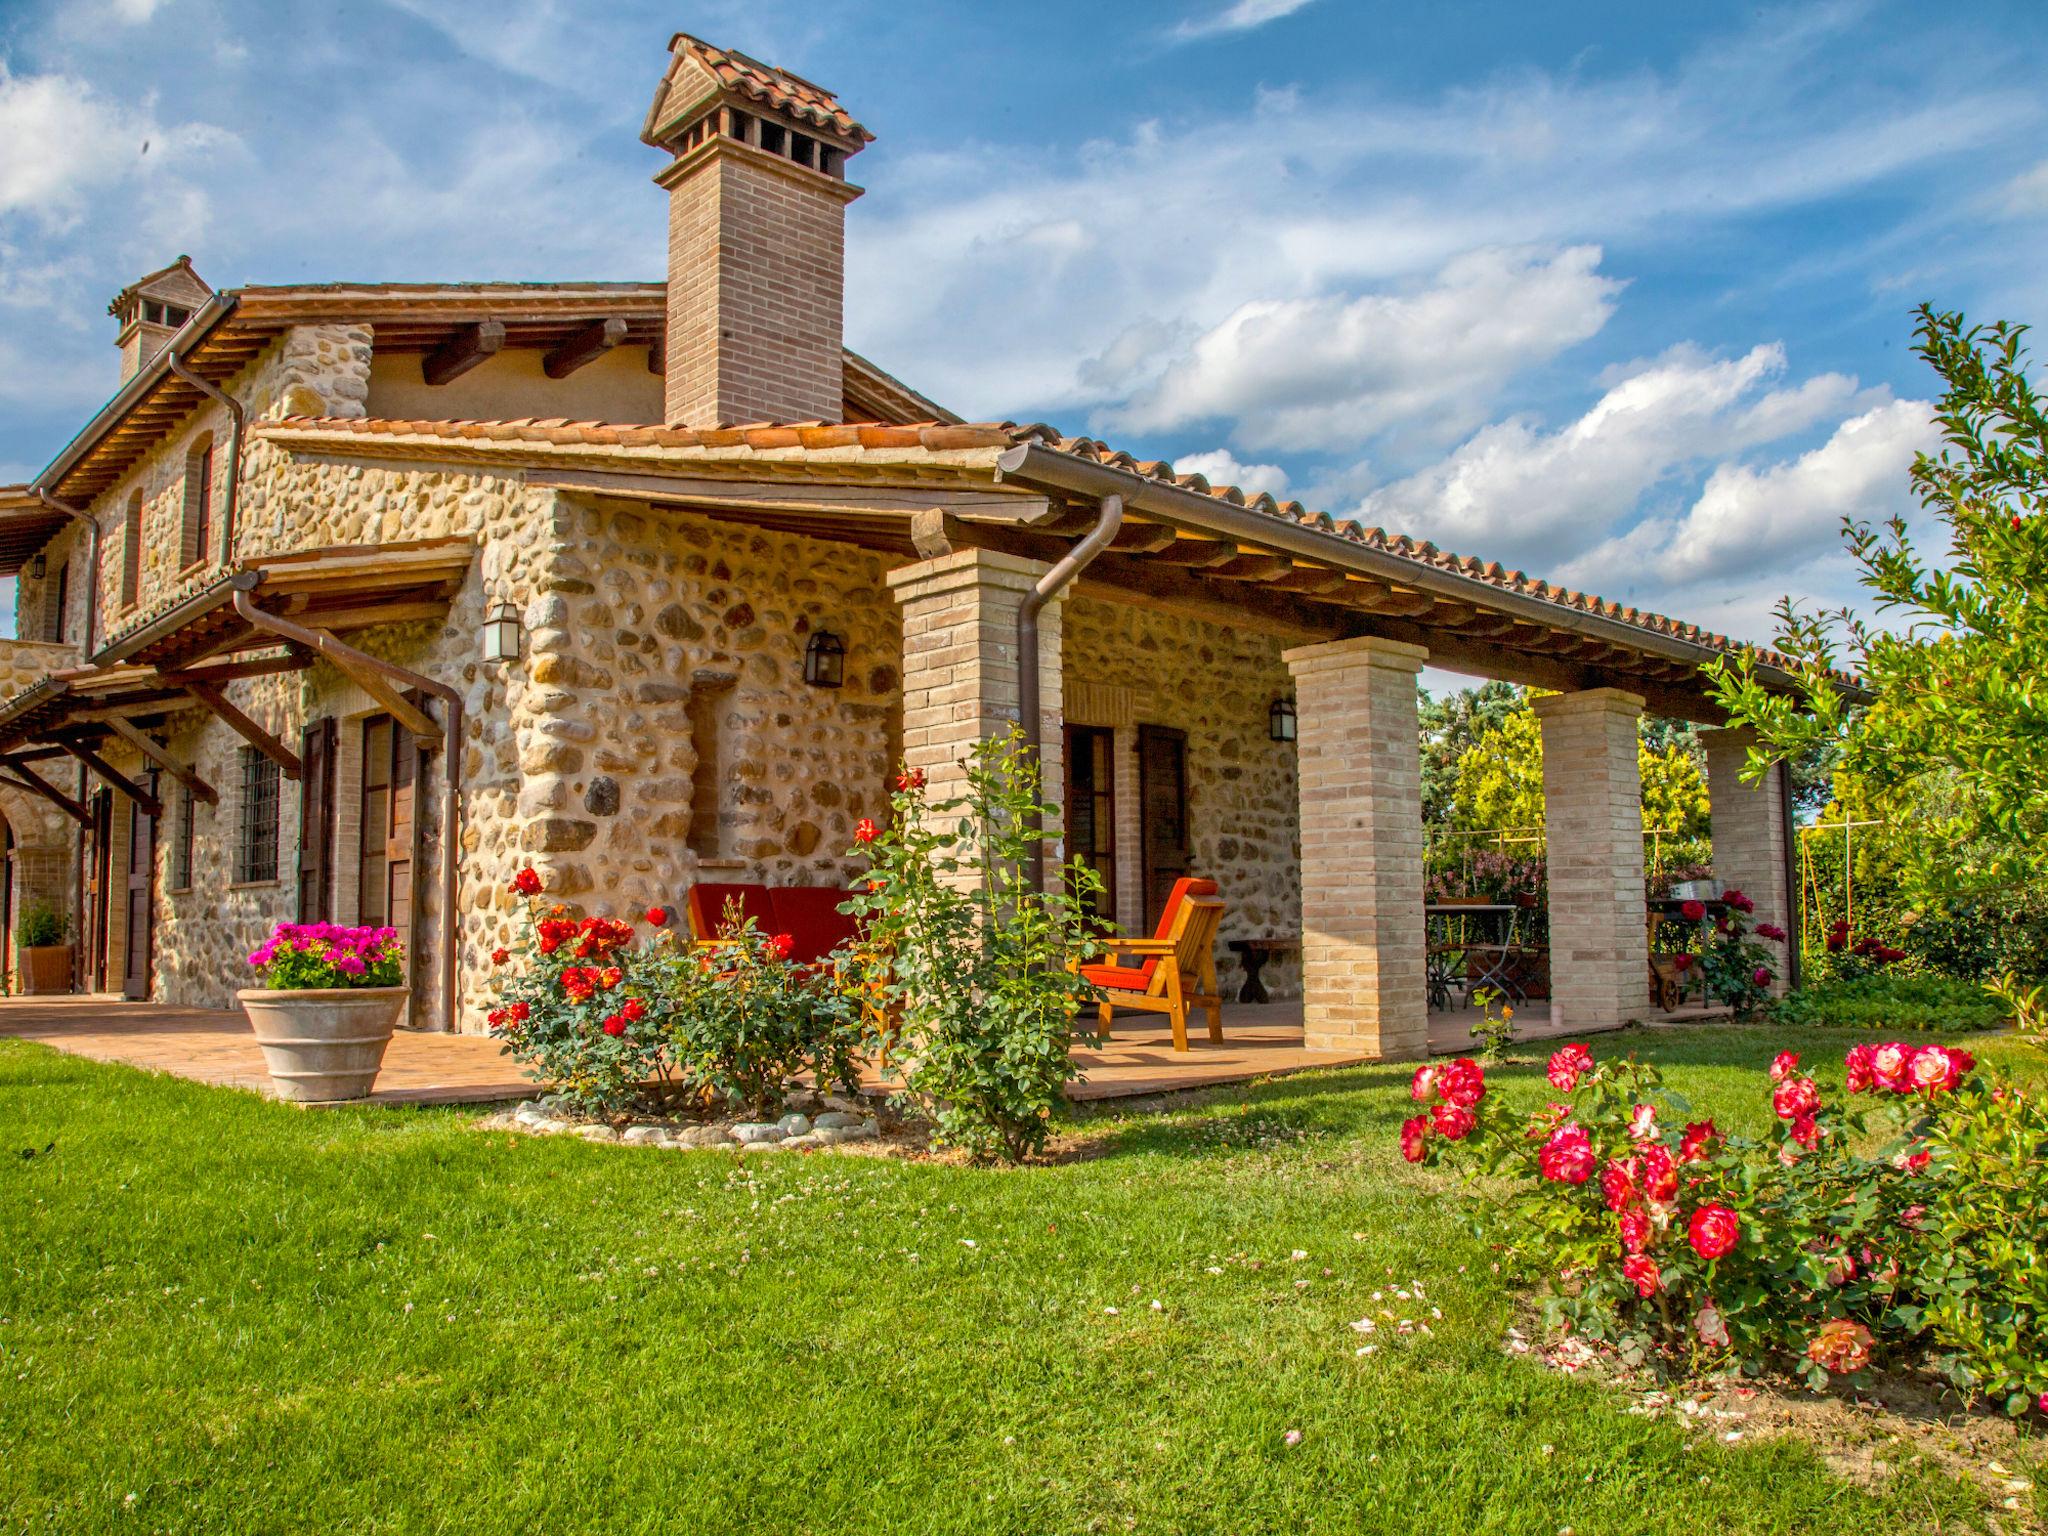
[1226,938,1295,1004]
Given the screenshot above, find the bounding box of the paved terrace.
[0,996,1725,1108]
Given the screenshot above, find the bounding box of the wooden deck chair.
[1082,878,1225,1051]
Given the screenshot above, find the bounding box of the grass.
[1,1022,2042,1535]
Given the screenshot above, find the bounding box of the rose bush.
[1664,888,1778,1013]
[1400,1038,2045,1412]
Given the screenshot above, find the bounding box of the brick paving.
[0,995,1721,1110]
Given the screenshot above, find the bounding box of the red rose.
[1752,965,1772,987]
[1538,1124,1594,1184]
[1601,1158,1640,1212]
[1639,1145,1678,1203]
[1687,1203,1740,1261]
[1789,1111,1820,1149]
[1399,1114,1430,1163]
[511,867,542,896]
[1898,1147,1931,1173]
[487,1009,507,1030]
[622,997,647,1023]
[1680,899,1706,922]
[1546,1043,1592,1093]
[854,818,879,843]
[1870,1041,1911,1091]
[1627,1103,1657,1142]
[1671,952,1692,973]
[1755,922,1786,942]
[602,1014,627,1037]
[1429,1102,1476,1141]
[1772,1075,1819,1121]
[1844,1044,1876,1093]
[769,932,796,961]
[491,947,510,966]
[509,1001,530,1022]
[1725,889,1754,914]
[1907,1044,1967,1094]
[895,768,926,791]
[1410,1064,1441,1103]
[1622,1253,1661,1298]
[1618,1209,1652,1254]
[645,906,668,927]
[1678,1120,1716,1162]
[1769,1050,1800,1083]
[1437,1057,1486,1109]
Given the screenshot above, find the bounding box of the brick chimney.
[641,35,872,426]
[108,256,212,381]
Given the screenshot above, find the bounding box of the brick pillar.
[1534,688,1650,1031]
[1700,725,1791,994]
[1282,635,1429,1060]
[886,550,1062,878]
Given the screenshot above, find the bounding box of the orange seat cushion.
[765,886,861,964]
[1081,963,1157,992]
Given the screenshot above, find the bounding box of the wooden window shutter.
[41,561,67,644]
[182,436,214,569]
[297,717,336,921]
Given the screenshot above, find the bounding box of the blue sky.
[3,0,2046,652]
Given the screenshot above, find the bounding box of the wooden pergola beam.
[421,319,505,386]
[543,317,629,379]
[59,742,161,818]
[103,718,217,805]
[184,682,301,780]
[0,760,89,825]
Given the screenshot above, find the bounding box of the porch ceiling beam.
[58,742,161,818]
[543,317,629,379]
[1196,553,1299,583]
[1147,537,1242,570]
[184,682,301,780]
[528,467,1054,523]
[1268,567,1352,596]
[103,718,218,805]
[421,319,505,385]
[226,591,443,747]
[0,760,89,825]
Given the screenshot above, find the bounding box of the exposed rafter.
[543,317,629,379]
[421,319,506,386]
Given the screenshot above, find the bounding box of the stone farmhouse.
[0,34,1807,1057]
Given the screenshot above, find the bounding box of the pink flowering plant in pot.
[239,922,408,1103]
[1400,1039,2046,1413]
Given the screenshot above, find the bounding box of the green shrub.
[845,729,1102,1162]
[1771,975,2011,1033]
[15,900,65,949]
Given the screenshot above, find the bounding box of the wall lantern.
[481,599,524,663]
[1269,696,1297,742]
[803,629,846,688]
[28,554,46,580]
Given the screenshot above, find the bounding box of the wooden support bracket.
[544,317,629,379]
[0,760,89,825]
[59,742,162,818]
[103,718,218,806]
[422,319,505,386]
[185,682,301,780]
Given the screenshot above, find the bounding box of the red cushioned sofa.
[684,882,861,964]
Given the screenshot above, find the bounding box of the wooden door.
[122,777,156,1000]
[1137,724,1190,932]
[1063,725,1118,927]
[298,718,337,921]
[358,714,416,936]
[89,788,113,991]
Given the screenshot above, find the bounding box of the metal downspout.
[165,352,245,563]
[231,590,465,1033]
[1015,494,1124,890]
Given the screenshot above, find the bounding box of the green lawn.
[2,1023,2041,1535]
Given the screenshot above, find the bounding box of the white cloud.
[1169,449,1291,499]
[108,0,169,21]
[1566,397,1938,591]
[1109,245,1621,451]
[0,63,230,228]
[1355,342,1877,568]
[1172,0,1317,41]
[2004,158,2048,216]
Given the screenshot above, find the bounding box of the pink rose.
[1409,1064,1440,1103]
[1772,1076,1820,1121]
[1618,1209,1652,1254]
[1845,1044,1877,1094]
[1695,1300,1731,1350]
[1806,1318,1872,1375]
[1622,1253,1661,1298]
[1626,1103,1658,1142]
[1538,1124,1594,1185]
[1688,1204,1740,1261]
[1907,1044,1967,1094]
[1437,1057,1487,1109]
[1399,1114,1430,1164]
[1429,1102,1476,1141]
[1770,1051,1801,1083]
[1789,1111,1820,1149]
[1870,1041,1911,1091]
[1601,1158,1639,1213]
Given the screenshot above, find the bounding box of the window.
[41,560,67,644]
[236,747,281,884]
[172,783,196,890]
[182,435,214,569]
[140,300,190,329]
[121,491,143,608]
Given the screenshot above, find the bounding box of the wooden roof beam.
[421,319,505,386]
[103,718,218,806]
[185,682,301,780]
[543,317,629,379]
[59,741,161,818]
[0,760,89,825]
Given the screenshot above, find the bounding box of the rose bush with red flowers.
[1664,895,1779,1013]
[487,870,860,1118]
[1398,1039,2046,1410]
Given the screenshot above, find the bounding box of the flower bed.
[1400,1039,2046,1417]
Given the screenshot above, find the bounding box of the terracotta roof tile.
[659,34,871,144]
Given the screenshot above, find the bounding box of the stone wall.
[1060,592,1301,1000]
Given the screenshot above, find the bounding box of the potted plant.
[15,900,73,995]
[238,923,407,1102]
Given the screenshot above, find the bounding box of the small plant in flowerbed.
[1771,973,2013,1034]
[247,922,405,988]
[1467,986,1515,1061]
[636,905,863,1121]
[1400,1038,2048,1417]
[843,727,1104,1163]
[1666,888,1780,1012]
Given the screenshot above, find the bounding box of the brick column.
[1282,635,1429,1060]
[886,550,1062,874]
[1700,725,1791,994]
[1534,688,1650,1031]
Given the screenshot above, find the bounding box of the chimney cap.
[641,32,872,153]
[107,254,213,323]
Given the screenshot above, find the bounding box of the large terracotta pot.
[238,986,408,1102]
[19,945,73,995]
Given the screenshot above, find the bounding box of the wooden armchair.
[1082,877,1225,1052]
